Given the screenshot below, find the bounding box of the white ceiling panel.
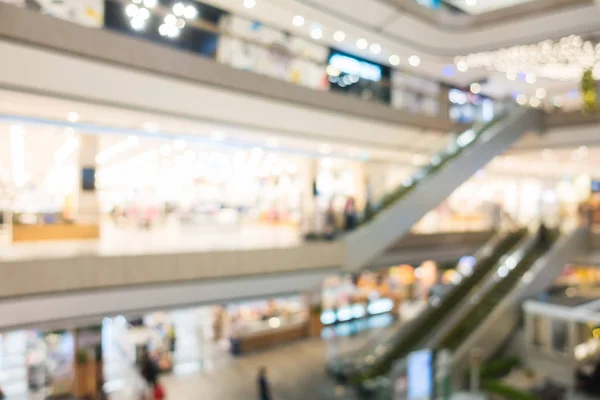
[302,0,398,25]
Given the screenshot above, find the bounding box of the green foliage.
[581,68,597,114]
[480,357,521,380]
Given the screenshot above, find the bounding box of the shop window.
[326,50,391,105]
[391,71,440,116]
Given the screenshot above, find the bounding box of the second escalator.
[437,229,559,353]
[342,228,527,382]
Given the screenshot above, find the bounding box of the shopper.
[140,350,159,389]
[344,197,357,231]
[538,221,549,248]
[324,201,337,239]
[257,366,272,400]
[0,385,5,400]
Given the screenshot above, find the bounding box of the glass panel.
[551,319,568,353]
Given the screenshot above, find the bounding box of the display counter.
[230,316,307,355]
[12,223,100,243]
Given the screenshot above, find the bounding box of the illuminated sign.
[328,53,382,82]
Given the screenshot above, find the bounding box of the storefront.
[326,50,391,104]
[448,88,495,123]
[391,70,441,116]
[217,15,328,90]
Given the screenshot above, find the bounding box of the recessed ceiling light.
[292,15,304,27]
[408,55,421,67]
[67,112,79,123]
[506,70,517,80]
[389,54,400,66]
[310,27,323,40]
[525,73,536,84]
[536,88,547,99]
[243,0,256,9]
[470,82,482,94]
[333,30,346,42]
[369,43,381,54]
[173,2,185,16]
[516,94,527,105]
[143,0,157,8]
[456,59,468,72]
[125,4,138,18]
[184,5,198,19]
[529,96,541,107]
[356,38,368,50]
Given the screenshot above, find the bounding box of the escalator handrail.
[343,229,525,377]
[332,230,512,368]
[448,226,581,366]
[437,227,540,350]
[425,227,534,348]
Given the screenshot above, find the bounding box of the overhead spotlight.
[310,27,323,40]
[470,82,482,94]
[243,0,256,9]
[369,43,381,54]
[536,88,547,99]
[292,15,305,27]
[389,54,400,66]
[408,55,421,67]
[356,38,368,50]
[143,0,157,8]
[525,73,537,84]
[333,30,345,42]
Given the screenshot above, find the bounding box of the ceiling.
[195,0,600,100]
[444,0,537,15]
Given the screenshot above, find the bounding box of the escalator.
[343,107,542,271]
[331,228,527,382]
[436,233,558,352]
[436,226,587,368]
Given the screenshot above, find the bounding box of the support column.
[76,134,100,224]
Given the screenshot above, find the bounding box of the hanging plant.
[581,68,597,114]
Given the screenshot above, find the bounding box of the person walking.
[0,385,5,400]
[257,366,272,400]
[343,197,357,231]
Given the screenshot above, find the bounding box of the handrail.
[335,228,526,381]
[332,230,508,366]
[427,226,537,347]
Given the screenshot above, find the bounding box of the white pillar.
[76,134,100,224]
